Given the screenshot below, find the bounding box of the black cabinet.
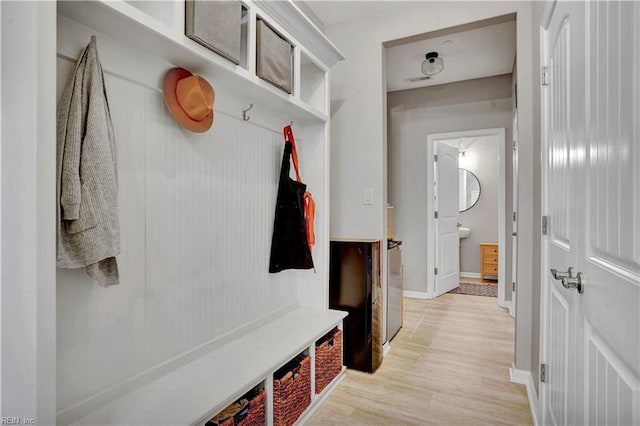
[329,240,382,373]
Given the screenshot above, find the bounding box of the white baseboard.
[509,301,515,317]
[460,272,481,279]
[383,342,390,357]
[498,298,510,310]
[403,290,429,299]
[510,365,540,426]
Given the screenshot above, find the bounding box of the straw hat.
[163,67,214,132]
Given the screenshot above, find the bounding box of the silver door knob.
[561,272,584,294]
[550,267,573,280]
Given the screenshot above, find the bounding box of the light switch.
[363,188,374,205]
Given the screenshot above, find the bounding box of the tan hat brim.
[163,68,214,133]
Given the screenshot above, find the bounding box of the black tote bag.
[269,126,314,273]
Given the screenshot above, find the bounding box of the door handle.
[550,267,573,280]
[561,272,584,294]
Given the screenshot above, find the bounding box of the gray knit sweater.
[56,37,120,287]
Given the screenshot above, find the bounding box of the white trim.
[538,14,551,426]
[0,1,3,412]
[382,342,391,357]
[426,134,436,298]
[498,298,509,309]
[460,272,481,279]
[427,128,507,307]
[403,290,429,299]
[497,129,507,308]
[510,365,541,426]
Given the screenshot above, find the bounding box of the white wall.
[387,75,512,293]
[1,2,57,424]
[325,0,535,372]
[526,0,546,391]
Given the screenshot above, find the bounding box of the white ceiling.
[304,1,399,26]
[302,2,516,92]
[385,19,516,92]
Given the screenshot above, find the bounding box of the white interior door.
[541,1,640,425]
[580,1,640,423]
[541,3,582,422]
[434,142,459,297]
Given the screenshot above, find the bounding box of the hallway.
[308,295,532,425]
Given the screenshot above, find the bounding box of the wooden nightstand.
[480,242,498,281]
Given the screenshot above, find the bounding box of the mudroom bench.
[70,308,347,425]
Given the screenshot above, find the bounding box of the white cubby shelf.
[55,1,345,424]
[58,0,343,127]
[70,308,346,425]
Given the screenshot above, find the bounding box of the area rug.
[448,282,498,297]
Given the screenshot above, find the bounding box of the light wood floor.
[460,276,498,285]
[307,294,532,425]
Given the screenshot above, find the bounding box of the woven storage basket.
[273,354,311,426]
[207,399,248,426]
[207,387,265,426]
[315,328,343,394]
[237,389,266,426]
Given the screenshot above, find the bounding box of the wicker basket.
[273,354,311,426]
[207,399,248,426]
[315,328,343,394]
[208,387,265,426]
[237,389,265,426]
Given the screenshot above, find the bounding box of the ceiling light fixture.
[421,51,444,76]
[406,51,444,83]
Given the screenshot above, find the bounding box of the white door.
[434,142,459,297]
[541,1,640,425]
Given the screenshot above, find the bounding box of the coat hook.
[242,103,253,121]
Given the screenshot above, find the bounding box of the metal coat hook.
[242,103,253,121]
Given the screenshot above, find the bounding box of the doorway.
[426,128,509,308]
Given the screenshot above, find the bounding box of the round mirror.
[459,169,480,212]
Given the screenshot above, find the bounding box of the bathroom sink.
[458,227,471,239]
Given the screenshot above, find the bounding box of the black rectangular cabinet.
[329,240,382,373]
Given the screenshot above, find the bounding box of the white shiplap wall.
[55,21,302,414]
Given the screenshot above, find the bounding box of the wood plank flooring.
[307,294,532,425]
[460,276,498,285]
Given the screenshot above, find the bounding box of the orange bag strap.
[283,124,315,249]
[304,192,316,248]
[283,125,302,183]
